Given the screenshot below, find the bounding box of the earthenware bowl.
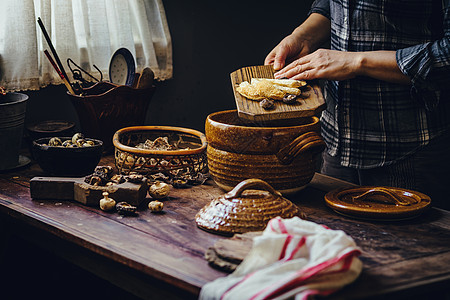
[68,81,155,152]
[32,137,103,176]
[205,110,325,194]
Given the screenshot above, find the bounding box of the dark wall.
[24,0,314,133]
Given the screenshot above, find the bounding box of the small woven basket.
[113,126,208,179]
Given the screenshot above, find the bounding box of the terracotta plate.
[324,186,431,221]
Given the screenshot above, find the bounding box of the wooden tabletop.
[1,155,450,300]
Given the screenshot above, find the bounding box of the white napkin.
[199,217,362,300]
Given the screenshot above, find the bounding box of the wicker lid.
[195,179,304,235]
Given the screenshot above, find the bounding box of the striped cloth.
[199,217,362,300]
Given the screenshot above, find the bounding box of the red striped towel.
[200,217,362,300]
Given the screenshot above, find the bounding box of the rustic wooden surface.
[230,65,326,124]
[30,176,148,206]
[1,155,450,299]
[205,231,262,272]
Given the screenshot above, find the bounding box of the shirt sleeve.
[309,0,330,19]
[396,1,450,108]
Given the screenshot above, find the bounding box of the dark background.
[24,0,314,134]
[3,2,315,299]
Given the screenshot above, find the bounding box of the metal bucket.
[0,92,28,170]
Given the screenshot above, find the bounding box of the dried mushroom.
[116,202,137,216]
[84,165,113,186]
[135,136,190,151]
[125,174,145,183]
[260,98,275,110]
[62,140,74,147]
[86,175,103,186]
[172,178,189,189]
[71,132,85,144]
[148,200,164,212]
[282,94,298,104]
[110,174,126,184]
[48,137,63,146]
[149,172,170,182]
[95,166,114,176]
[44,132,96,148]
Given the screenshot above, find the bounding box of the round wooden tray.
[324,186,431,221]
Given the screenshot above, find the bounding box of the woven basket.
[113,126,208,179]
[195,179,305,235]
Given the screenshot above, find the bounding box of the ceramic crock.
[205,110,325,194]
[0,92,28,170]
[195,178,304,235]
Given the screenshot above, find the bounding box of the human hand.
[264,34,311,71]
[274,49,361,81]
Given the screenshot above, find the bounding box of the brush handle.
[37,17,69,80]
[44,50,75,95]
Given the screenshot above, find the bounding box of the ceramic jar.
[0,92,28,170]
[195,178,304,235]
[205,110,325,194]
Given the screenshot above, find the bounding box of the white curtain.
[0,0,172,91]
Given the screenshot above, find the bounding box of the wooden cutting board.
[230,65,325,124]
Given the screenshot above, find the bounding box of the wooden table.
[1,155,450,300]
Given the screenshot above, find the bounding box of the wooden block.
[30,176,148,207]
[74,180,148,206]
[30,177,80,200]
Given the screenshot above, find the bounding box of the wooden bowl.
[32,137,103,177]
[113,126,208,178]
[205,110,325,194]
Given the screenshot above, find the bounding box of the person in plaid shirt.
[265,0,450,210]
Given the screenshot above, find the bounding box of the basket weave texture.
[195,179,304,235]
[113,126,208,179]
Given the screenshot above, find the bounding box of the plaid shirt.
[310,0,450,168]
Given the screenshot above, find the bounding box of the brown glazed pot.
[205,110,325,194]
[195,178,304,235]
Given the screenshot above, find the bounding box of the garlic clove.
[148,200,164,212]
[99,191,116,211]
[149,181,171,199]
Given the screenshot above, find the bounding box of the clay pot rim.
[0,92,28,106]
[206,109,320,131]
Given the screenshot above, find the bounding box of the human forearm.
[356,51,411,84]
[275,49,412,84]
[290,13,331,53]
